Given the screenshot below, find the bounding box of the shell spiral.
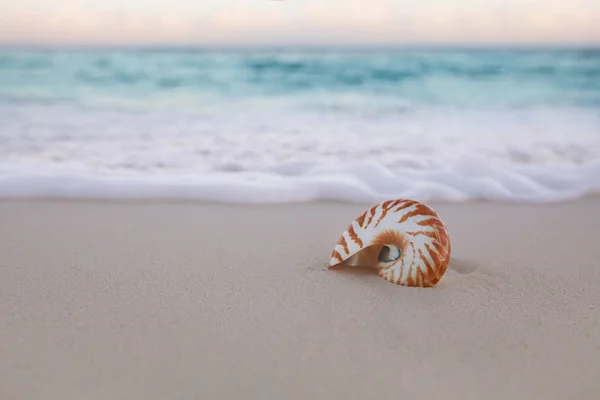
[328,199,451,287]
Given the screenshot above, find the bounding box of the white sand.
[1,199,599,399]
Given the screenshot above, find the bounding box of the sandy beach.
[1,198,599,399]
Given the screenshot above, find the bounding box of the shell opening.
[378,245,402,263]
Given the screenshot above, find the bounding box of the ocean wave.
[1,157,599,204]
[1,48,599,204]
[1,48,600,108]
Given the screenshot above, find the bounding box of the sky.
[0,0,599,47]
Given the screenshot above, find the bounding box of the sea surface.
[1,47,599,203]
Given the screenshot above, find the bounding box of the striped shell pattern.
[328,199,451,287]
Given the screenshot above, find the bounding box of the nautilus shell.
[328,199,451,287]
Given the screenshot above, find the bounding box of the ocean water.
[1,47,600,203]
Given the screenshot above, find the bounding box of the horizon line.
[2,42,600,51]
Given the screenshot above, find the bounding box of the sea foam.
[1,156,599,204]
[2,48,600,204]
[2,103,600,204]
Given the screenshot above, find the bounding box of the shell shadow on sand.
[447,257,479,275]
[322,256,479,286]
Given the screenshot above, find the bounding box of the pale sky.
[1,0,599,46]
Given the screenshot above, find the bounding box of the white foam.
[1,104,600,204]
[1,156,599,204]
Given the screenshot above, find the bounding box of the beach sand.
[1,198,599,399]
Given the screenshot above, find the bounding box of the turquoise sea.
[1,47,599,203]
